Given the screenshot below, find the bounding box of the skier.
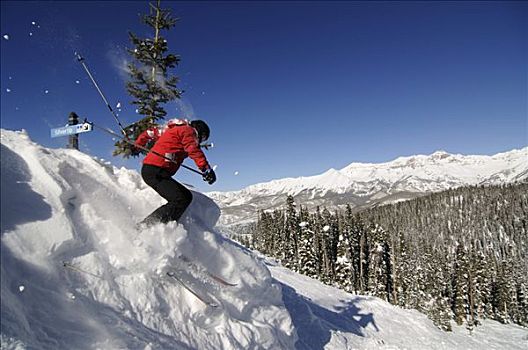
[134,118,216,227]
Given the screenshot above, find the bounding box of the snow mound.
[0,129,295,349]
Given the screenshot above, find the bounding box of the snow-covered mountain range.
[2,129,527,349]
[208,148,528,225]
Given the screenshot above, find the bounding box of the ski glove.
[203,168,216,185]
[130,146,142,157]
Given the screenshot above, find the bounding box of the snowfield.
[1,129,295,349]
[269,261,528,350]
[1,128,527,349]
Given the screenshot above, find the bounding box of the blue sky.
[1,1,527,192]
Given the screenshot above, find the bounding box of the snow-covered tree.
[366,224,392,301]
[115,0,182,157]
[283,195,300,270]
[297,209,318,278]
[452,242,470,326]
[249,182,527,330]
[334,225,353,292]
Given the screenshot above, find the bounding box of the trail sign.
[50,122,92,138]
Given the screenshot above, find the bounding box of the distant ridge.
[207,148,528,225]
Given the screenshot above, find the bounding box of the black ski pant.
[141,164,193,225]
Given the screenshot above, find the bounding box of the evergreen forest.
[234,183,528,331]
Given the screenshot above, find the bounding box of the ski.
[208,273,238,287]
[178,255,237,287]
[166,270,219,308]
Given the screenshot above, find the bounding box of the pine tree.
[312,207,324,278]
[334,222,353,292]
[115,0,182,157]
[452,242,469,326]
[320,208,337,284]
[358,218,369,294]
[349,214,368,293]
[297,208,318,278]
[515,275,528,326]
[474,249,494,321]
[254,210,267,252]
[432,247,454,331]
[497,253,518,324]
[394,230,410,307]
[283,195,299,270]
[366,224,392,301]
[273,210,286,262]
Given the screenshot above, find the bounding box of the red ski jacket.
[134,118,182,147]
[135,120,210,175]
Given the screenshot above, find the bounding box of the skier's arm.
[135,128,158,148]
[181,127,210,171]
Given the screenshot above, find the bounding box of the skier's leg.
[141,165,193,224]
[140,165,164,225]
[146,178,192,223]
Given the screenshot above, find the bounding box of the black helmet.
[190,120,210,143]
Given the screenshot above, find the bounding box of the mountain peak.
[209,147,528,225]
[430,150,451,159]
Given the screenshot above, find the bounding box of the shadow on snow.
[278,281,379,350]
[1,144,53,234]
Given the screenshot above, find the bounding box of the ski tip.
[209,275,238,287]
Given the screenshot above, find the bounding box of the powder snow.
[1,129,526,349]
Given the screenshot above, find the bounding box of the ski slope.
[1,129,295,349]
[269,260,528,350]
[1,129,527,349]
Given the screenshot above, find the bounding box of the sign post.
[50,112,92,150]
[68,112,79,149]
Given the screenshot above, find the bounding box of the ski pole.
[90,122,204,176]
[62,261,126,286]
[75,52,127,136]
[62,261,105,280]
